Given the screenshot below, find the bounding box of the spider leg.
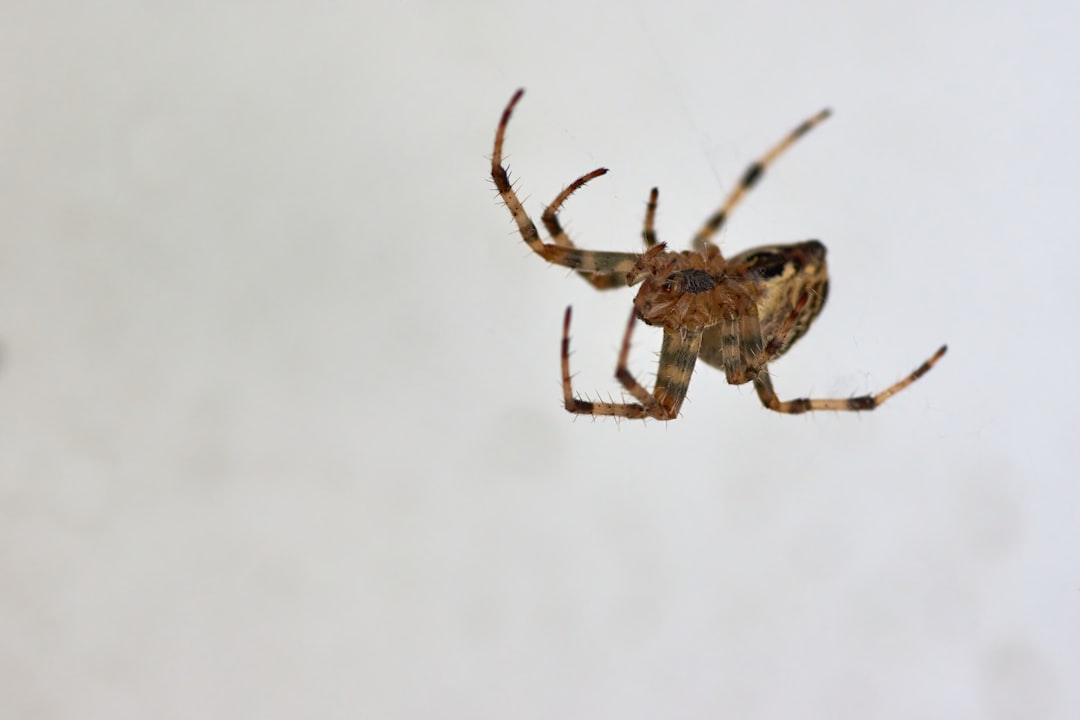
[611,308,661,409]
[542,169,630,290]
[726,287,946,413]
[561,307,702,420]
[750,292,812,372]
[692,108,831,253]
[752,344,948,414]
[642,187,660,248]
[651,327,703,417]
[492,89,641,287]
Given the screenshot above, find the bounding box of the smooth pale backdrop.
[1,1,1077,719]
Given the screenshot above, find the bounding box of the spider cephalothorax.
[628,243,757,333]
[491,88,946,421]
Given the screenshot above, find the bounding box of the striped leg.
[692,108,831,253]
[650,327,703,418]
[561,307,702,420]
[752,344,948,414]
[739,292,812,379]
[492,89,640,286]
[642,187,660,248]
[541,168,630,290]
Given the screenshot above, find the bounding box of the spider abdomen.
[728,240,830,360]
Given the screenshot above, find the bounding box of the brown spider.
[491,89,947,420]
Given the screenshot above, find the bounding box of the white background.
[2,1,1078,718]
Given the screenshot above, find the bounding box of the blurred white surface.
[1,1,1078,718]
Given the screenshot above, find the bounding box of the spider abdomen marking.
[491,90,947,420]
[722,240,830,361]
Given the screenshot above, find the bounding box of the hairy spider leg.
[692,108,831,253]
[642,187,660,248]
[541,168,630,289]
[492,89,640,288]
[752,343,948,414]
[562,306,702,420]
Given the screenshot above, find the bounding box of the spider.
[491,89,947,420]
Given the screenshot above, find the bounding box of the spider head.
[627,244,733,331]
